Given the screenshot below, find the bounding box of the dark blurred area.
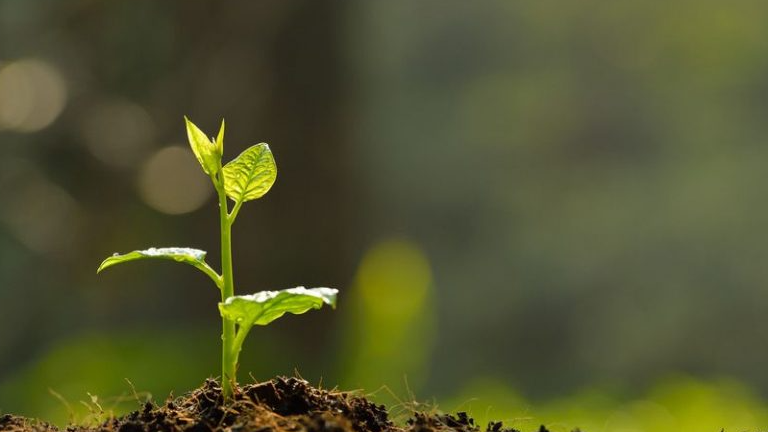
[2,1,768,430]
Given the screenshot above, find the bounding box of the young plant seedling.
[97,117,337,398]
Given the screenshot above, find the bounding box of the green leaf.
[185,116,222,175]
[97,247,221,288]
[215,119,225,156]
[222,143,277,203]
[219,287,337,326]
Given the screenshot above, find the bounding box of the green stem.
[229,200,243,224]
[196,262,224,290]
[216,175,237,398]
[231,322,253,368]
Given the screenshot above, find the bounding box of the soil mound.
[0,377,571,432]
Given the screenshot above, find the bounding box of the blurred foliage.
[444,375,768,432]
[3,0,768,430]
[349,0,768,397]
[0,329,219,425]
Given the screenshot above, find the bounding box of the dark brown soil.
[0,377,574,432]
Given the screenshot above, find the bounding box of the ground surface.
[0,377,570,432]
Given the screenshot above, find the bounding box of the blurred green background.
[2,1,768,430]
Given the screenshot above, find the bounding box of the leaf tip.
[96,260,108,274]
[184,115,201,132]
[215,119,225,153]
[326,288,339,308]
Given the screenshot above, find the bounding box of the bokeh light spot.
[0,160,81,255]
[342,238,435,393]
[0,59,67,132]
[80,100,154,168]
[138,146,213,215]
[357,238,432,318]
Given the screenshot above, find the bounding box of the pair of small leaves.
[185,117,277,203]
[185,117,224,176]
[98,248,337,326]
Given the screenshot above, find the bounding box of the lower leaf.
[219,287,338,326]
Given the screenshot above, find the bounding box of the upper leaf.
[222,143,277,203]
[219,287,337,326]
[185,116,222,175]
[97,247,221,288]
[215,119,225,156]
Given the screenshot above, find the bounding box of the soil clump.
[0,377,572,432]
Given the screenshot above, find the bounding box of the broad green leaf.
[219,287,337,326]
[185,116,222,175]
[222,143,277,203]
[97,247,221,288]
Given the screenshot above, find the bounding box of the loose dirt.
[0,377,574,432]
